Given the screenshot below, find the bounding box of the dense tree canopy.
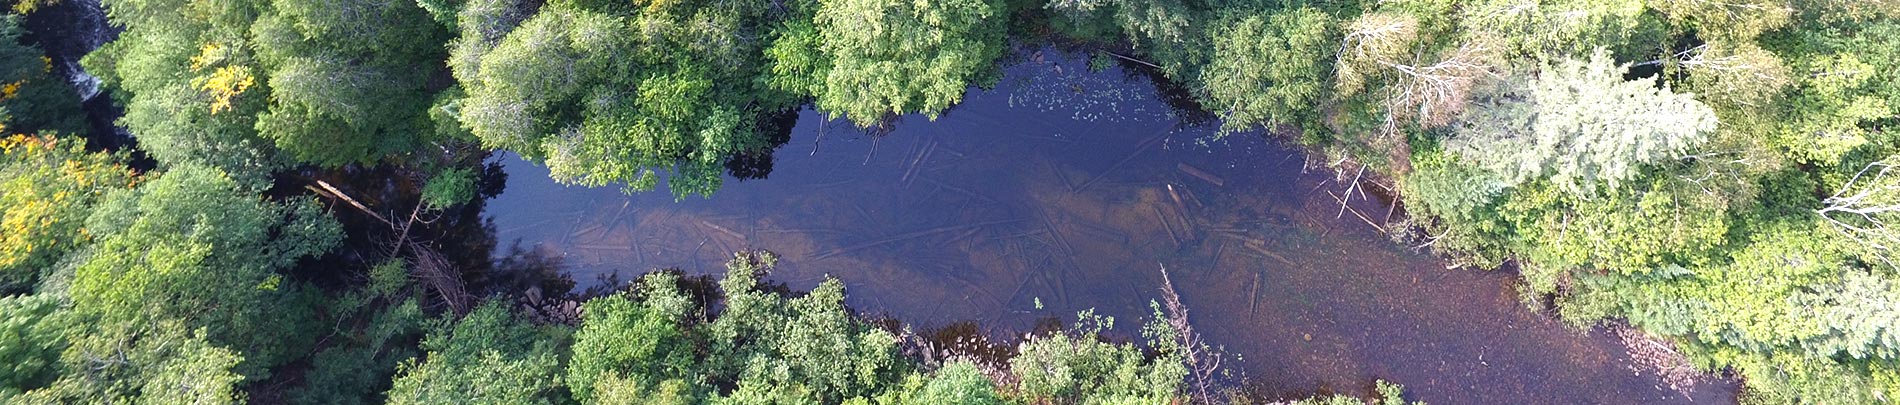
[1200,8,1334,133]
[0,158,340,403]
[1382,3,1900,402]
[378,251,1297,404]
[792,0,1007,125]
[248,0,450,166]
[453,0,799,197]
[386,300,567,404]
[83,0,454,181]
[0,135,135,292]
[66,163,339,377]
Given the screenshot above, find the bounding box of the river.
[484,51,1738,403]
[22,0,136,151]
[27,0,1739,399]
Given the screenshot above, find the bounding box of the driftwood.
[921,177,996,203]
[1240,238,1297,267]
[1102,50,1162,70]
[1324,189,1385,234]
[700,220,746,242]
[311,180,473,315]
[901,140,938,189]
[1248,273,1260,319]
[1037,208,1076,257]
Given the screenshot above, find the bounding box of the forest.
[1,0,1898,402]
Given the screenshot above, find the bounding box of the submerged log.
[700,220,746,241]
[813,219,1026,260]
[1176,163,1225,187]
[1076,132,1168,192]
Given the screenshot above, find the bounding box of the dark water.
[486,51,1737,403]
[23,0,138,150]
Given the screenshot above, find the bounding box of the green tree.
[288,261,428,405]
[1449,49,1718,195]
[791,0,1006,125]
[566,274,695,403]
[886,362,1003,405]
[84,0,284,180]
[1760,22,1900,165]
[66,164,339,377]
[0,295,65,396]
[1201,8,1334,133]
[706,252,909,403]
[1010,310,1185,404]
[1796,269,1900,360]
[385,301,569,405]
[0,135,136,292]
[1459,0,1661,61]
[455,0,794,197]
[88,0,455,172]
[249,0,451,166]
[1500,176,1730,284]
[20,323,248,404]
[1398,150,1512,268]
[1649,0,1792,43]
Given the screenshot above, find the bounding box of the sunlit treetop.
[0,134,137,292]
[454,0,797,198]
[795,0,1008,126]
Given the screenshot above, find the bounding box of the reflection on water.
[485,51,1735,403]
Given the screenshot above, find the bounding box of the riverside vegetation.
[0,0,1896,402]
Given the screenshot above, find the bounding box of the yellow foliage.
[639,0,675,13]
[1,80,23,101]
[10,0,61,15]
[0,133,48,154]
[39,56,51,73]
[193,66,255,114]
[0,135,137,272]
[189,43,229,71]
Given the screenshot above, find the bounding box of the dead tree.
[1337,14,1497,132]
[1156,264,1222,404]
[1819,159,1900,268]
[1378,42,1497,131]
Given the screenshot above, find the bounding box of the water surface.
[487,51,1735,403]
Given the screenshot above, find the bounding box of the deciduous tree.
[0,135,135,291]
[796,0,1006,125]
[67,164,339,377]
[1201,8,1334,134]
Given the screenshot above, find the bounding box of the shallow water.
[486,51,1736,403]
